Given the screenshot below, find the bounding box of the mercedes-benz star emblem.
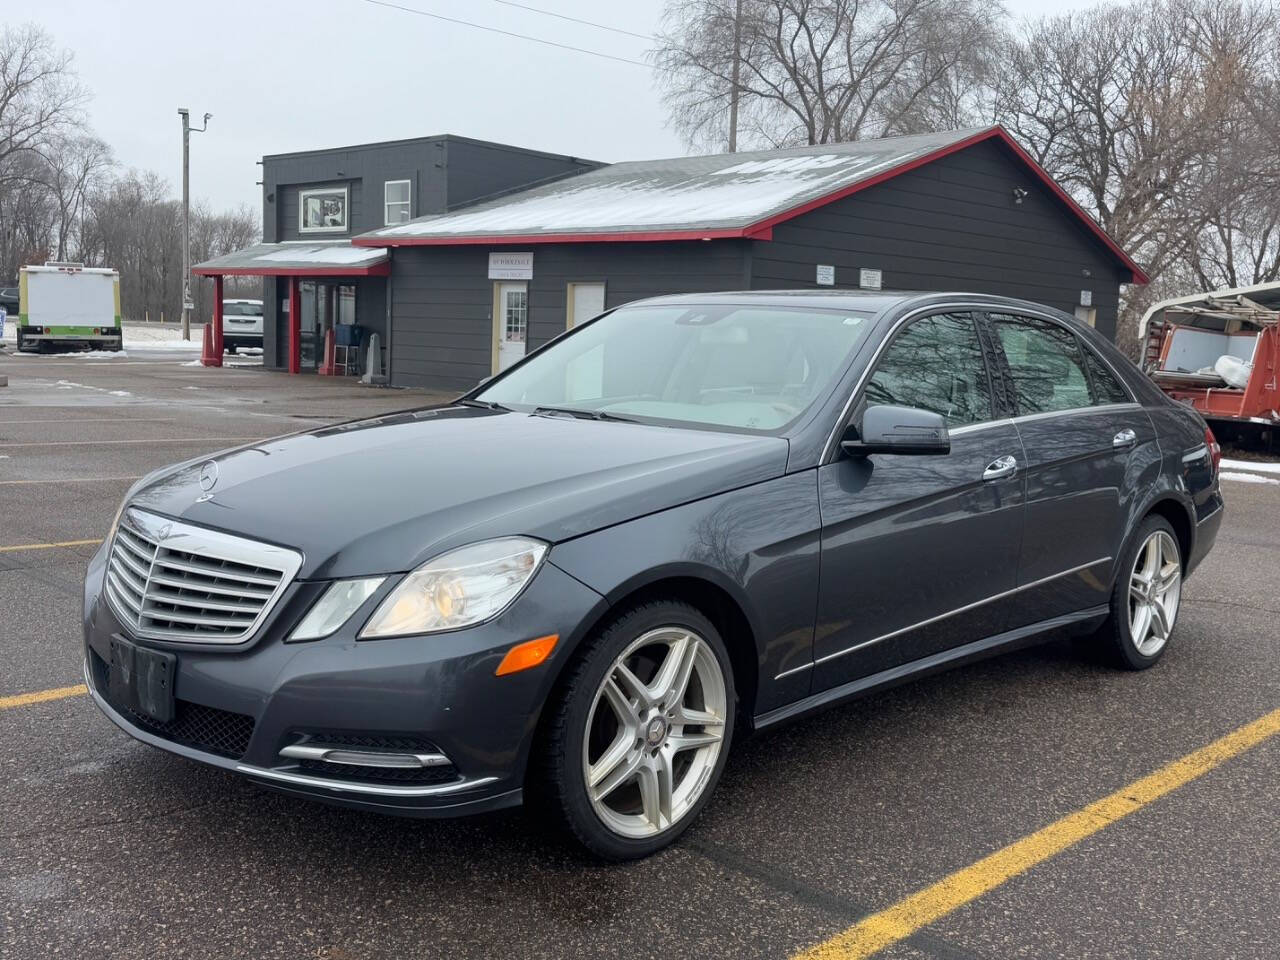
[198,461,219,493]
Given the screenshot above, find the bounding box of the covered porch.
[194,241,391,375]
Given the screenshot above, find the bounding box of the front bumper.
[82,540,606,817]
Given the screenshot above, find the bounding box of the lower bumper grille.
[92,651,255,759]
[295,759,460,785]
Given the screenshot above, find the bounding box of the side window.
[988,314,1092,414]
[864,312,993,426]
[1081,346,1131,404]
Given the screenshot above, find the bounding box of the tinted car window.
[988,314,1091,414]
[223,302,262,317]
[1081,346,1131,404]
[863,312,992,426]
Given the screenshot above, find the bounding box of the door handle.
[983,454,1018,481]
[1113,428,1137,449]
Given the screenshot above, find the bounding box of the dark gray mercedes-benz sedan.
[84,291,1223,858]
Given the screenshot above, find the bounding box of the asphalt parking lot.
[2,347,1278,960]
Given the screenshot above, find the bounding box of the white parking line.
[0,417,176,424]
[0,475,141,486]
[0,437,266,448]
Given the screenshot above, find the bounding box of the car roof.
[620,289,1076,321]
[222,299,263,305]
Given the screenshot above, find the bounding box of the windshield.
[223,302,262,317]
[475,303,874,433]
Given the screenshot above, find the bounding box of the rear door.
[813,310,1027,692]
[984,311,1158,626]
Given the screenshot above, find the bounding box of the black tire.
[1092,514,1183,670]
[532,600,736,860]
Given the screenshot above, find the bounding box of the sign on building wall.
[815,264,835,286]
[859,268,882,290]
[489,252,534,280]
[1080,289,1093,307]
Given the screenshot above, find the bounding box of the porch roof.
[193,241,391,277]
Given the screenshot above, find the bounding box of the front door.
[496,281,528,372]
[813,311,1027,692]
[984,311,1158,625]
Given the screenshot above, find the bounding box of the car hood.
[126,405,789,578]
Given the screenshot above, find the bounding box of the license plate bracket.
[107,635,176,723]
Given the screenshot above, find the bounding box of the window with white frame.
[384,180,411,225]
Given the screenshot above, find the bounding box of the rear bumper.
[82,539,606,817]
[18,324,121,347]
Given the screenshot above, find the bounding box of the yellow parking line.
[0,538,103,553]
[792,705,1280,960]
[0,684,88,710]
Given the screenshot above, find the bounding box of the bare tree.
[40,133,113,260]
[0,24,85,185]
[654,0,1005,151]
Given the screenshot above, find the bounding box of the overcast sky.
[3,0,1086,216]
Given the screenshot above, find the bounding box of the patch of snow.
[123,326,204,350]
[255,244,386,265]
[375,150,921,238]
[108,390,131,397]
[1220,471,1280,485]
[1221,457,1280,475]
[182,360,203,367]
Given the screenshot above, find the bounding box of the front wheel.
[534,601,735,860]
[1095,515,1183,669]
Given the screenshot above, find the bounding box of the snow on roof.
[193,241,390,275]
[361,128,991,243]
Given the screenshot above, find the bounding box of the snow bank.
[1220,471,1280,485]
[1221,458,1280,475]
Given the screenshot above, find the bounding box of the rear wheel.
[534,600,735,860]
[1095,515,1183,669]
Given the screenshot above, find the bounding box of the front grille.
[93,651,255,759]
[105,508,301,644]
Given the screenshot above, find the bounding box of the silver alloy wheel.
[1128,530,1182,657]
[582,627,727,839]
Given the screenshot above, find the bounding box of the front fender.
[547,471,822,714]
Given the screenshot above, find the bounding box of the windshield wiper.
[456,398,512,412]
[531,405,638,423]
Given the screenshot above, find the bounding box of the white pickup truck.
[221,298,263,353]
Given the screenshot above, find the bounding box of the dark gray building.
[196,127,1146,390]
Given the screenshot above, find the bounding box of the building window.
[384,180,411,225]
[299,187,349,234]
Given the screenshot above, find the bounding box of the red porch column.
[288,276,301,375]
[211,275,224,356]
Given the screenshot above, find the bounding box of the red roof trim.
[193,261,391,278]
[350,227,765,247]
[355,127,1147,284]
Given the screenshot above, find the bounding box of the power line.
[478,0,653,41]
[360,0,652,67]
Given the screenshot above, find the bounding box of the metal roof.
[193,241,390,277]
[352,125,1146,283]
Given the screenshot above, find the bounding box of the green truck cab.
[17,263,123,353]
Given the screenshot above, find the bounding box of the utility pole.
[728,0,743,152]
[178,108,211,341]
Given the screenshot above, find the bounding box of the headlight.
[359,537,547,639]
[289,577,386,641]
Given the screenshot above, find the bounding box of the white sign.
[489,252,534,280]
[1080,289,1093,307]
[815,264,835,286]
[859,268,882,290]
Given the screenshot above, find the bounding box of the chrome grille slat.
[104,508,302,645]
[147,572,274,600]
[152,553,281,587]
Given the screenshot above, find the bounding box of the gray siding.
[749,138,1130,338]
[388,242,750,391]
[444,140,599,209]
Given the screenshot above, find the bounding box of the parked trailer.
[1139,282,1280,449]
[17,263,123,353]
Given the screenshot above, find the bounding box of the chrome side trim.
[278,742,452,769]
[1008,403,1141,427]
[773,661,813,680]
[808,556,1112,669]
[948,419,1014,438]
[236,765,498,798]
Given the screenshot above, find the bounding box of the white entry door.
[496,281,528,372]
[568,282,606,328]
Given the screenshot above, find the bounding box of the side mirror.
[841,404,951,456]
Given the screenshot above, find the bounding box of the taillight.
[1205,426,1221,475]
